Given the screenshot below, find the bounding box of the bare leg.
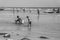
[28,22,32,31]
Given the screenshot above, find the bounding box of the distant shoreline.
[0,7,60,9]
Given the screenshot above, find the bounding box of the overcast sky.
[0,0,60,7]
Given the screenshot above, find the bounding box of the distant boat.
[43,9,54,13]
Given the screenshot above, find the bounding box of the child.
[15,16,22,24]
[26,16,32,30]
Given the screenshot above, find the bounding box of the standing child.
[26,16,32,31]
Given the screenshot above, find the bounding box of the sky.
[0,0,60,7]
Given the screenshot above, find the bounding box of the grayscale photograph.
[0,0,60,40]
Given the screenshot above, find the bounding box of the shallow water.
[0,12,60,40]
